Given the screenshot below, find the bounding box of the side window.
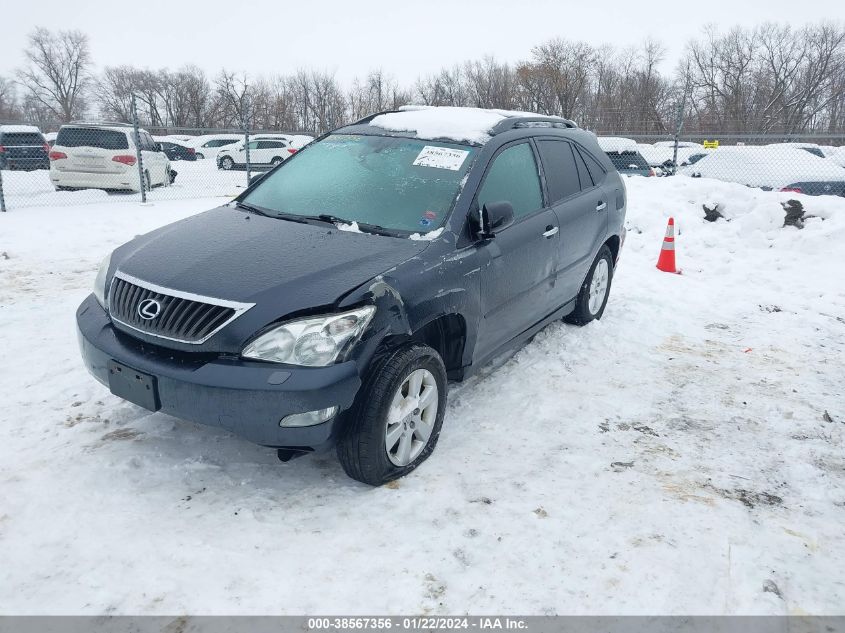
[247,140,260,150]
[477,143,543,220]
[577,146,606,184]
[537,140,580,203]
[572,147,593,190]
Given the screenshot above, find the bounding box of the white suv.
[185,135,243,160]
[50,124,171,193]
[216,138,296,170]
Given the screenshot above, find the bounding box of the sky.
[1,0,842,86]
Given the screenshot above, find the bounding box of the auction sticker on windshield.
[413,146,470,170]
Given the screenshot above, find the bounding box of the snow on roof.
[681,146,845,188]
[0,124,42,133]
[597,136,638,153]
[653,140,703,149]
[368,105,566,144]
[766,142,822,149]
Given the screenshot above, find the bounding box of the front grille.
[108,273,254,344]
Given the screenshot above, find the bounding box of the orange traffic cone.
[656,217,680,274]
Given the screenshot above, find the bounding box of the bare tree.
[0,76,21,120]
[16,27,90,122]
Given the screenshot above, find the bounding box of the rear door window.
[478,142,543,219]
[577,147,607,183]
[56,128,129,150]
[537,140,581,203]
[571,147,594,189]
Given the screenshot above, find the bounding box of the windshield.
[242,134,477,233]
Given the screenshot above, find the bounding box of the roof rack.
[491,116,577,134]
[67,120,135,128]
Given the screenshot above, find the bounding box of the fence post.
[130,93,147,204]
[243,114,252,185]
[671,82,689,174]
[0,166,6,212]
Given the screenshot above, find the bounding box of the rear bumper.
[1,156,49,170]
[51,169,140,192]
[76,294,362,448]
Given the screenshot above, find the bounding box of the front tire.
[271,156,283,166]
[565,245,614,326]
[336,344,447,486]
[219,156,234,170]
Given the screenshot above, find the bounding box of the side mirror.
[473,201,514,240]
[248,172,267,186]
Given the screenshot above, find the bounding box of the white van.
[50,123,171,193]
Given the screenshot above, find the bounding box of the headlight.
[93,252,112,309]
[242,306,375,366]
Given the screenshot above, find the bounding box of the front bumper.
[76,294,362,448]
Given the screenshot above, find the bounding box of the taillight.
[187,147,195,154]
[43,143,50,151]
[112,155,137,166]
[0,145,5,154]
[287,148,297,154]
[780,187,802,194]
[49,151,67,160]
[648,167,656,177]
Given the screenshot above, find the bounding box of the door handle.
[596,201,607,211]
[542,226,559,238]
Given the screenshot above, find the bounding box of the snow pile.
[597,136,638,153]
[369,106,564,144]
[681,146,845,188]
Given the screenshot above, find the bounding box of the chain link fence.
[2,113,845,212]
[0,99,315,211]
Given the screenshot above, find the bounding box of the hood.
[113,206,430,316]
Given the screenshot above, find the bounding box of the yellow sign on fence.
[703,140,720,149]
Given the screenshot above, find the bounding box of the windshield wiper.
[312,214,398,237]
[236,201,309,224]
[235,201,269,216]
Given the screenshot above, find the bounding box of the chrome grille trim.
[107,271,255,345]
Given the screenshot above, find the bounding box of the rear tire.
[220,156,234,170]
[565,245,614,326]
[336,344,447,486]
[195,152,205,160]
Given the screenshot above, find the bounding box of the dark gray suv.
[76,107,626,485]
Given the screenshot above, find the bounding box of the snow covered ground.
[0,177,843,615]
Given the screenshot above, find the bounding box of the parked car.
[636,144,708,174]
[185,135,243,160]
[76,106,626,485]
[766,142,826,158]
[0,125,50,171]
[598,137,655,177]
[154,139,197,162]
[654,140,704,150]
[682,146,845,196]
[217,138,297,170]
[50,123,171,193]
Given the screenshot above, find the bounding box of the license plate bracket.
[107,360,160,411]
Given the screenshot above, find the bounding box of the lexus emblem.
[137,298,162,320]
